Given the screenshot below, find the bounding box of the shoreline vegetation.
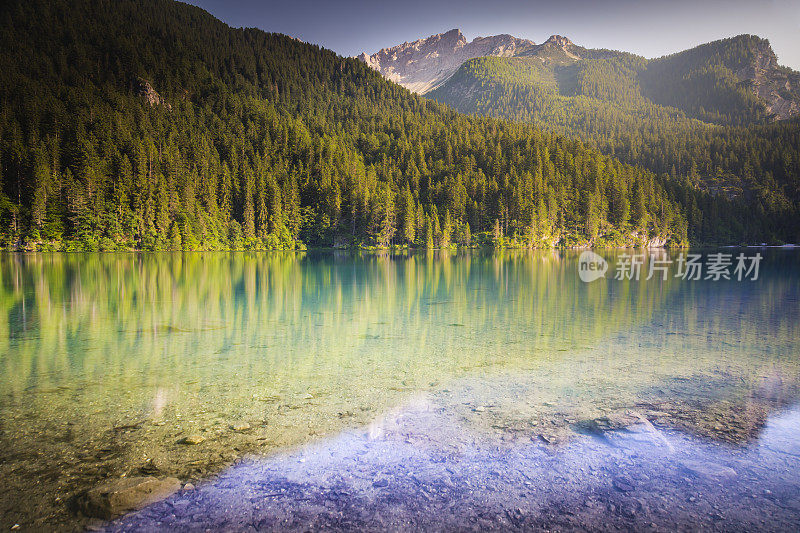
[6,232,799,252]
[0,232,689,253]
[10,232,798,253]
[11,231,800,252]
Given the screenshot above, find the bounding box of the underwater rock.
[81,476,181,519]
[613,476,636,492]
[178,434,205,445]
[679,460,737,479]
[590,410,644,431]
[537,428,572,445]
[139,458,163,475]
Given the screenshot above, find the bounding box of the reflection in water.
[0,250,799,529]
[759,405,800,458]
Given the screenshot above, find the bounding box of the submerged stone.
[591,410,644,431]
[613,476,636,492]
[139,458,163,475]
[679,460,737,479]
[538,429,572,445]
[178,434,205,445]
[81,476,181,519]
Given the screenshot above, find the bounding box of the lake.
[1,250,799,530]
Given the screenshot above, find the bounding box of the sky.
[184,0,800,70]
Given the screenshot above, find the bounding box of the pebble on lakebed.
[230,422,251,431]
[178,434,205,445]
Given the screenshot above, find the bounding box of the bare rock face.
[358,31,587,94]
[543,34,572,49]
[734,41,800,120]
[357,29,535,94]
[646,236,667,248]
[80,476,181,519]
[134,77,171,109]
[522,34,583,63]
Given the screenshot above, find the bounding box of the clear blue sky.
[184,0,800,70]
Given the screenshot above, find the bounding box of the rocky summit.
[356,29,535,94]
[737,38,800,120]
[356,30,591,95]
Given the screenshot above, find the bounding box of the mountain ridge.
[359,30,800,121]
[356,29,535,94]
[421,32,800,241]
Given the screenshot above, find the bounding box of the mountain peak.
[519,34,582,62]
[357,30,534,94]
[440,28,466,42]
[544,35,573,48]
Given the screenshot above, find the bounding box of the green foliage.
[428,37,800,244]
[0,0,772,250]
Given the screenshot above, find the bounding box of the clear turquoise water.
[1,250,799,528]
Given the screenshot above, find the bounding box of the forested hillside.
[0,0,789,249]
[641,35,800,125]
[428,36,800,243]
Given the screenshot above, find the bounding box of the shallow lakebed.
[1,250,799,530]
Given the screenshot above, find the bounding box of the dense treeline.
[429,38,800,243]
[0,0,780,250]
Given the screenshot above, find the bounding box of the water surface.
[1,250,799,530]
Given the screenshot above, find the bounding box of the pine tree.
[441,209,452,248]
[401,185,415,245]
